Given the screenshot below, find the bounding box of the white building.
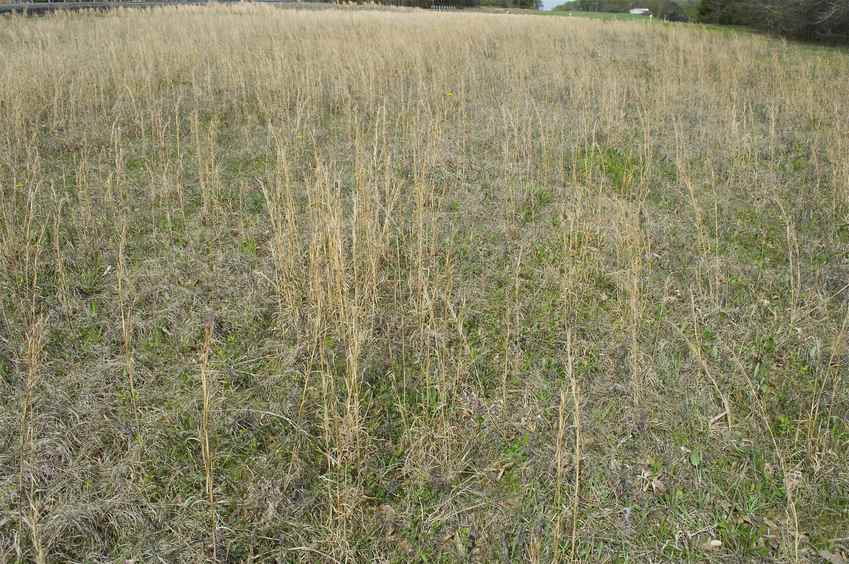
[629,8,652,15]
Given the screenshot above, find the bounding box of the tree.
[698,0,849,41]
[644,0,688,19]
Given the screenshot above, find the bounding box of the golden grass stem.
[199,317,217,560]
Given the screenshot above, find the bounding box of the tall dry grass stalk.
[192,111,221,225]
[553,330,581,563]
[567,338,581,563]
[553,388,567,560]
[50,192,70,317]
[616,197,648,406]
[260,149,301,328]
[774,199,802,326]
[17,316,46,564]
[502,247,523,406]
[116,217,138,421]
[199,317,217,559]
[10,182,48,563]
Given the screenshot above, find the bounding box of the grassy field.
[541,10,649,21]
[1,5,849,562]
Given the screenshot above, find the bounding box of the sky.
[540,0,565,11]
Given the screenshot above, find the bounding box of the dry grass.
[1,5,848,561]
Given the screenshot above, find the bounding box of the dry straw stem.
[17,317,46,564]
[50,191,71,316]
[615,198,648,406]
[502,246,523,405]
[773,198,802,326]
[568,351,581,562]
[116,216,139,420]
[13,185,48,563]
[553,330,581,563]
[259,153,301,327]
[199,317,217,559]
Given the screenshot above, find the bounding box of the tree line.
[558,0,691,19]
[557,0,848,42]
[335,0,542,9]
[698,0,848,41]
